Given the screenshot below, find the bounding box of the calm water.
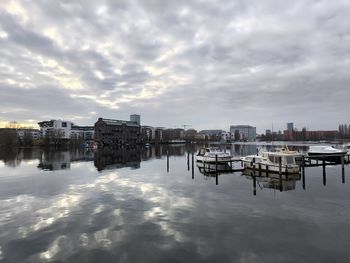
[0,144,349,263]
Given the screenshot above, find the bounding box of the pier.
[197,156,244,174]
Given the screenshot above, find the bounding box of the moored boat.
[241,148,301,174]
[196,147,232,163]
[308,145,347,163]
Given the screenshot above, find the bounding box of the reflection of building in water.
[0,148,43,167]
[38,151,71,170]
[231,144,257,156]
[37,149,94,171]
[242,169,300,192]
[94,147,141,171]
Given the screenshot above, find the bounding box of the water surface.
[0,144,349,262]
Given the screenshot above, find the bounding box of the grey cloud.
[0,0,350,131]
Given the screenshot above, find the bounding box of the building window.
[62,122,67,127]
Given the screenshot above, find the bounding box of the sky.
[0,0,349,133]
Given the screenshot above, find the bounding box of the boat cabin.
[262,152,297,165]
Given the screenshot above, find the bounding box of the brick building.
[94,118,141,147]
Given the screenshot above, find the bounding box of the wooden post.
[322,155,326,186]
[266,164,269,177]
[279,156,282,192]
[216,173,218,185]
[215,154,218,172]
[252,157,256,177]
[259,163,261,176]
[191,153,194,179]
[187,151,190,171]
[302,155,305,190]
[167,150,169,173]
[253,171,256,196]
[341,153,345,184]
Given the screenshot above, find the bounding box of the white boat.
[241,148,300,174]
[340,143,350,153]
[196,148,232,163]
[308,145,347,163]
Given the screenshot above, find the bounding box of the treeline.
[339,124,350,139]
[0,129,84,148]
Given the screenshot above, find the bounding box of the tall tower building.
[287,122,294,132]
[130,114,141,125]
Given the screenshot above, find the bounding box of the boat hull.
[308,152,345,164]
[196,155,232,163]
[242,160,300,174]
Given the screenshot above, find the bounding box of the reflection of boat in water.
[242,169,300,191]
[241,147,301,174]
[196,147,232,163]
[196,161,231,174]
[308,145,348,163]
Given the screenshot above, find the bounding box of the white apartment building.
[38,120,73,139]
[38,120,95,140]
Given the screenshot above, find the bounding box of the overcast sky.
[0,0,349,132]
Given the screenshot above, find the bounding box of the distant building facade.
[16,128,41,140]
[162,128,185,141]
[71,126,95,140]
[287,122,294,132]
[154,127,164,142]
[130,114,141,125]
[230,125,256,141]
[38,120,73,139]
[141,126,155,142]
[283,129,339,141]
[184,129,197,141]
[38,120,94,140]
[198,130,228,141]
[94,118,141,146]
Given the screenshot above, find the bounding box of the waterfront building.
[141,126,155,142]
[130,114,141,125]
[154,127,164,142]
[198,130,228,141]
[184,129,197,141]
[230,125,256,141]
[16,128,41,140]
[38,120,94,140]
[162,128,185,141]
[283,129,339,141]
[38,120,73,139]
[287,122,294,132]
[71,126,95,140]
[94,118,141,146]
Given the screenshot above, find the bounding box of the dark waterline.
[0,144,349,263]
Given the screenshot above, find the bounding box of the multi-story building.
[230,125,256,141]
[38,120,94,140]
[71,126,95,140]
[162,128,185,141]
[154,127,164,142]
[130,114,141,125]
[94,118,141,146]
[287,122,294,132]
[184,129,197,141]
[141,126,155,142]
[16,128,41,140]
[198,129,228,141]
[38,120,73,139]
[283,129,339,141]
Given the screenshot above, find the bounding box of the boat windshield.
[285,156,295,164]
